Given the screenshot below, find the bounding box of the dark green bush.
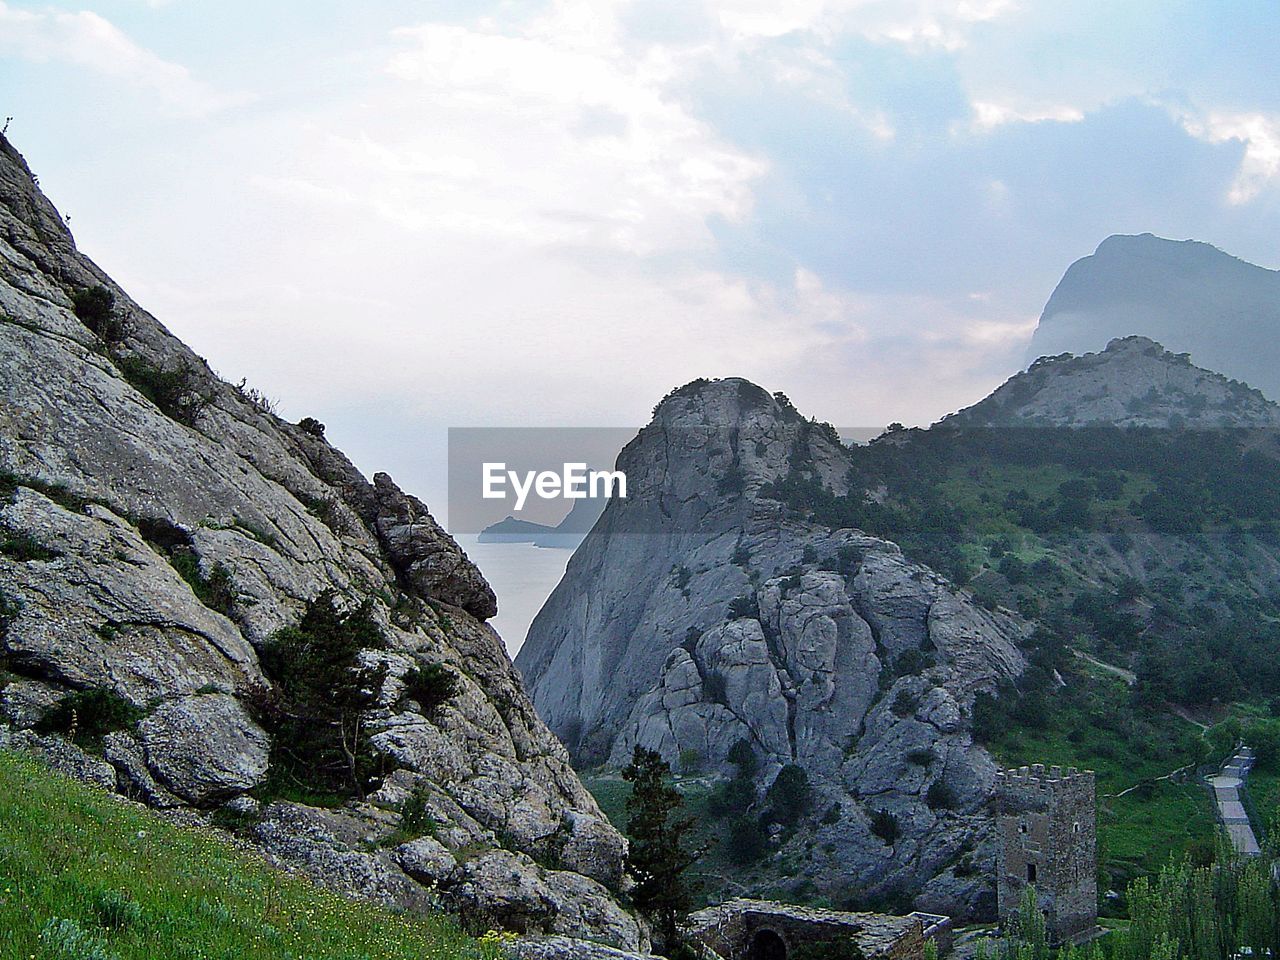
[869,808,898,844]
[298,417,326,437]
[680,625,702,653]
[726,814,767,865]
[707,738,757,818]
[0,588,20,633]
[399,788,438,835]
[36,687,142,746]
[892,648,933,678]
[255,590,389,799]
[727,594,757,619]
[906,748,936,766]
[114,356,209,426]
[836,544,865,573]
[381,787,440,847]
[763,764,811,826]
[168,551,236,615]
[925,780,955,810]
[137,518,236,615]
[726,738,757,776]
[671,565,692,591]
[71,285,124,343]
[717,463,745,497]
[970,690,1008,744]
[890,689,919,718]
[400,661,460,717]
[703,669,728,706]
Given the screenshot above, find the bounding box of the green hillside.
[763,422,1280,900]
[0,751,496,960]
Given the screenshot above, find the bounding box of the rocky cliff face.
[945,335,1280,429]
[0,135,642,949]
[1024,234,1280,402]
[516,379,1027,917]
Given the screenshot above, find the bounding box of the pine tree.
[255,590,388,799]
[622,746,701,953]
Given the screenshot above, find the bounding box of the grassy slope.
[982,670,1217,894]
[0,750,494,960]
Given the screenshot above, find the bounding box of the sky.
[4,0,1280,512]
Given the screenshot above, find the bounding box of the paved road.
[1209,746,1261,856]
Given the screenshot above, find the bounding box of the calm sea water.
[454,534,578,657]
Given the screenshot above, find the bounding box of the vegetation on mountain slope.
[760,421,1280,901]
[0,750,493,960]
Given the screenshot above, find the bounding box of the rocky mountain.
[944,335,1280,429]
[1025,234,1280,402]
[0,134,643,950]
[516,378,1027,917]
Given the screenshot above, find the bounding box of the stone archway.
[746,929,788,960]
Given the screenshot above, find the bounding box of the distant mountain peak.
[946,335,1280,429]
[1025,234,1280,402]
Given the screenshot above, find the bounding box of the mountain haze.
[1025,234,1280,401]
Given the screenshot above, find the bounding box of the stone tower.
[996,764,1098,945]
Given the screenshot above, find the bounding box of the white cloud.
[1177,109,1280,205]
[283,5,770,257]
[0,1,243,117]
[970,100,1084,130]
[43,0,1040,440]
[712,0,1017,47]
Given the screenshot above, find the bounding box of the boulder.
[449,849,645,951]
[139,694,269,803]
[557,811,628,889]
[396,836,460,885]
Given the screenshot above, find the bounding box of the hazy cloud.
[0,1,243,116]
[4,0,1280,509]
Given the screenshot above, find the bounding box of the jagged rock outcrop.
[517,378,1027,917]
[1024,233,1280,402]
[946,335,1280,429]
[0,134,639,948]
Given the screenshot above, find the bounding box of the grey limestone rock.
[954,333,1280,429]
[0,133,634,945]
[518,378,1027,916]
[506,936,655,960]
[448,849,646,951]
[137,694,269,804]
